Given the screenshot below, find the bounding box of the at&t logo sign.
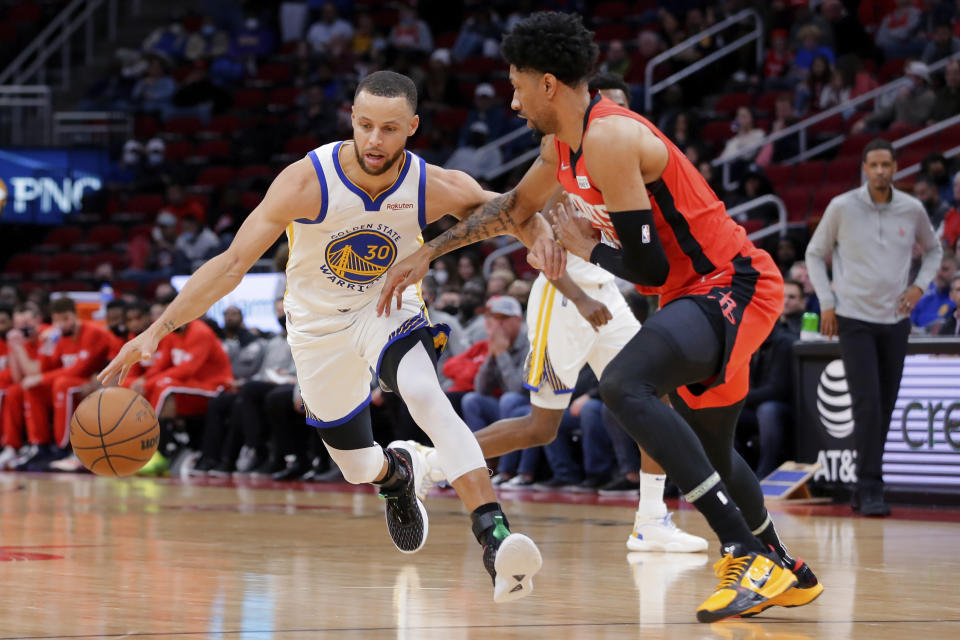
[817,359,854,439]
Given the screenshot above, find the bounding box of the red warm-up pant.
[144,376,224,417]
[23,376,88,448]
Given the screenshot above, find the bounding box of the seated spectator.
[306,2,352,54]
[789,261,822,314]
[819,68,854,112]
[131,56,176,114]
[452,8,502,61]
[720,106,765,162]
[1,304,49,469]
[389,4,433,55]
[853,61,935,133]
[175,214,221,269]
[624,30,665,86]
[142,16,187,62]
[911,252,958,330]
[230,12,276,60]
[160,182,207,224]
[459,83,507,147]
[421,49,464,112]
[507,279,532,308]
[921,153,955,206]
[794,25,835,72]
[757,95,800,165]
[600,40,630,78]
[668,112,694,153]
[794,54,833,114]
[876,0,925,60]
[351,11,385,59]
[781,278,807,337]
[915,174,951,229]
[763,28,793,88]
[928,59,960,125]
[125,212,190,283]
[938,274,960,335]
[444,121,503,181]
[485,269,516,298]
[219,306,264,380]
[922,20,960,64]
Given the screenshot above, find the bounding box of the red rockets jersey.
[144,320,232,385]
[554,96,760,304]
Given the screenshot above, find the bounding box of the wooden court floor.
[1,475,958,640]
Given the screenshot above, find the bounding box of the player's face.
[351,91,419,176]
[509,66,558,136]
[863,149,896,191]
[106,306,125,328]
[599,88,628,108]
[125,310,148,335]
[52,311,78,336]
[12,310,38,333]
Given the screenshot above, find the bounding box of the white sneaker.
[626,512,709,553]
[489,533,543,603]
[48,454,86,473]
[388,440,439,501]
[0,446,18,470]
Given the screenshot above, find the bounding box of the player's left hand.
[377,247,431,317]
[896,284,923,316]
[574,297,613,331]
[528,235,565,279]
[550,196,600,262]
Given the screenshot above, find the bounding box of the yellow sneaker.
[741,556,823,617]
[695,543,797,623]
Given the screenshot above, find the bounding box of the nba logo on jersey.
[576,176,591,189]
[641,224,651,244]
[324,229,398,285]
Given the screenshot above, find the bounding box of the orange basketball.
[70,387,159,477]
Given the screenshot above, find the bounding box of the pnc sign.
[0,148,109,225]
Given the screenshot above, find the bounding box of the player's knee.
[526,414,560,447]
[325,443,384,484]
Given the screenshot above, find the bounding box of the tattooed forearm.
[425,190,520,257]
[160,320,178,336]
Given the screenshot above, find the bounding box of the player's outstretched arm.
[98,160,318,385]
[377,142,562,316]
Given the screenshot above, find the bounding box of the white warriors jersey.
[562,252,616,288]
[284,141,427,325]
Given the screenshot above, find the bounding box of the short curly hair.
[500,12,598,86]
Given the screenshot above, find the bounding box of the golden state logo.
[324,229,397,285]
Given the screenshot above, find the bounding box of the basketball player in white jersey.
[98,71,541,603]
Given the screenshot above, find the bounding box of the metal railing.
[481,194,788,278]
[53,111,132,145]
[712,51,960,190]
[0,0,140,90]
[645,9,764,113]
[0,86,53,145]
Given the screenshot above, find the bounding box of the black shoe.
[379,447,428,554]
[207,461,235,477]
[532,476,581,492]
[15,444,57,471]
[312,465,345,482]
[272,458,309,481]
[859,486,891,517]
[250,455,283,477]
[190,456,219,476]
[598,475,640,496]
[569,475,609,493]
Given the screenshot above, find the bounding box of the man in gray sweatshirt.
[806,138,943,516]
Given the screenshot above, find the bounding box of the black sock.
[374,449,405,490]
[754,514,790,560]
[470,502,509,546]
[689,476,765,552]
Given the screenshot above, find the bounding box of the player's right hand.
[819,308,838,338]
[98,333,159,386]
[574,297,613,331]
[377,248,430,316]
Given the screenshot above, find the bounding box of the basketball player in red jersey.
[378,12,821,622]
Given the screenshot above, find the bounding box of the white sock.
[637,472,667,519]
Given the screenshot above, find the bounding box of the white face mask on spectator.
[432,269,449,285]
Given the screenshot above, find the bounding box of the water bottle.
[98,283,114,320]
[800,312,820,341]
